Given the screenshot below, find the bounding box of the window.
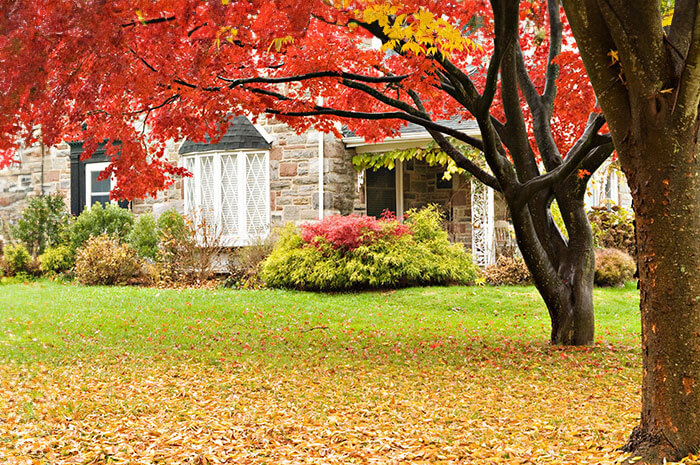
[85,162,114,208]
[183,151,270,246]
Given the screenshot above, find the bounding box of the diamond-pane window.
[246,153,269,236]
[220,154,239,235]
[182,151,269,245]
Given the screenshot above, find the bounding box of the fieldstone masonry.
[0,117,519,248]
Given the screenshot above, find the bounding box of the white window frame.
[182,150,270,246]
[85,162,116,207]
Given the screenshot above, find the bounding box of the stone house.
[0,115,630,265]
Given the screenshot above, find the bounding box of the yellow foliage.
[357,3,475,57]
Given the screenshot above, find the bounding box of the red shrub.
[300,212,411,250]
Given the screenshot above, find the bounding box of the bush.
[69,203,134,249]
[150,209,224,284]
[10,194,70,256]
[300,211,411,250]
[261,205,479,291]
[1,243,33,276]
[38,245,75,275]
[594,248,635,287]
[226,236,276,289]
[128,213,159,260]
[588,206,635,256]
[74,234,139,285]
[153,210,194,283]
[483,256,532,286]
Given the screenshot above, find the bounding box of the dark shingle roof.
[179,116,270,154]
[341,117,478,138]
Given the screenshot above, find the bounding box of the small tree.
[10,194,70,256]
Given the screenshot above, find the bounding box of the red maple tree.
[0,0,610,345]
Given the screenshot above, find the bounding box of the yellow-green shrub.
[75,235,138,285]
[1,243,32,277]
[261,206,479,291]
[38,245,75,275]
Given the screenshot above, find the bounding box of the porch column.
[471,179,495,267]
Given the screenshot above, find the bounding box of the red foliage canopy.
[0,0,595,199]
[301,212,411,251]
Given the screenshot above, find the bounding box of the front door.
[365,167,396,218]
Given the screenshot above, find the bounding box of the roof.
[341,118,479,139]
[179,116,271,155]
[342,118,480,151]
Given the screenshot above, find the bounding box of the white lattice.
[181,151,269,245]
[199,155,217,225]
[220,154,238,235]
[471,180,495,267]
[245,152,269,237]
[183,157,196,212]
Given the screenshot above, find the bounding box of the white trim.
[253,124,274,144]
[85,162,116,207]
[343,127,481,152]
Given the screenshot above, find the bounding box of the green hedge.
[261,206,479,291]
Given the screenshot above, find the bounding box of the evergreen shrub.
[69,203,134,249]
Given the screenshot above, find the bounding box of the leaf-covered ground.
[0,282,642,464]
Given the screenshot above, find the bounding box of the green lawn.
[0,281,640,364]
[0,281,642,464]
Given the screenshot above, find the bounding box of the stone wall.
[0,143,72,242]
[266,120,358,227]
[401,160,473,245]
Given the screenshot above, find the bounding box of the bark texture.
[563,0,700,461]
[620,128,700,461]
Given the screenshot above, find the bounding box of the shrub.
[588,206,635,256]
[10,194,70,256]
[38,245,75,275]
[153,209,223,284]
[261,205,479,291]
[128,213,159,260]
[74,234,138,285]
[69,203,134,249]
[1,243,33,276]
[226,236,276,289]
[300,211,411,250]
[483,256,532,286]
[594,248,635,287]
[154,210,194,283]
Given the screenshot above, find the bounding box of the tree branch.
[561,0,632,142]
[516,113,609,202]
[217,71,412,87]
[676,3,700,117]
[543,0,563,107]
[121,16,176,28]
[407,89,501,191]
[257,93,484,150]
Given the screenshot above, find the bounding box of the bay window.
[183,151,270,246]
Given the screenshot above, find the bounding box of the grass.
[0,281,641,464]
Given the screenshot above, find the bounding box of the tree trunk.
[620,129,700,462]
[509,197,596,346]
